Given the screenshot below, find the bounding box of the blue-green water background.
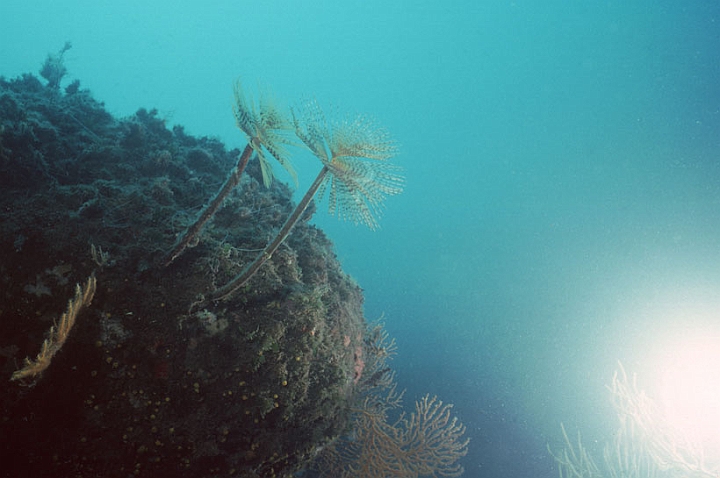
[3,2,720,476]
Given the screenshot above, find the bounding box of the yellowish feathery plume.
[11,274,97,384]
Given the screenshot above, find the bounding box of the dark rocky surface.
[0,73,368,478]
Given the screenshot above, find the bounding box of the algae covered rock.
[0,74,367,477]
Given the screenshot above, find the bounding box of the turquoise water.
[3,1,720,476]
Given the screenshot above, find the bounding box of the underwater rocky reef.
[0,58,466,478]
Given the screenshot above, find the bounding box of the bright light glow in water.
[659,334,720,450]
